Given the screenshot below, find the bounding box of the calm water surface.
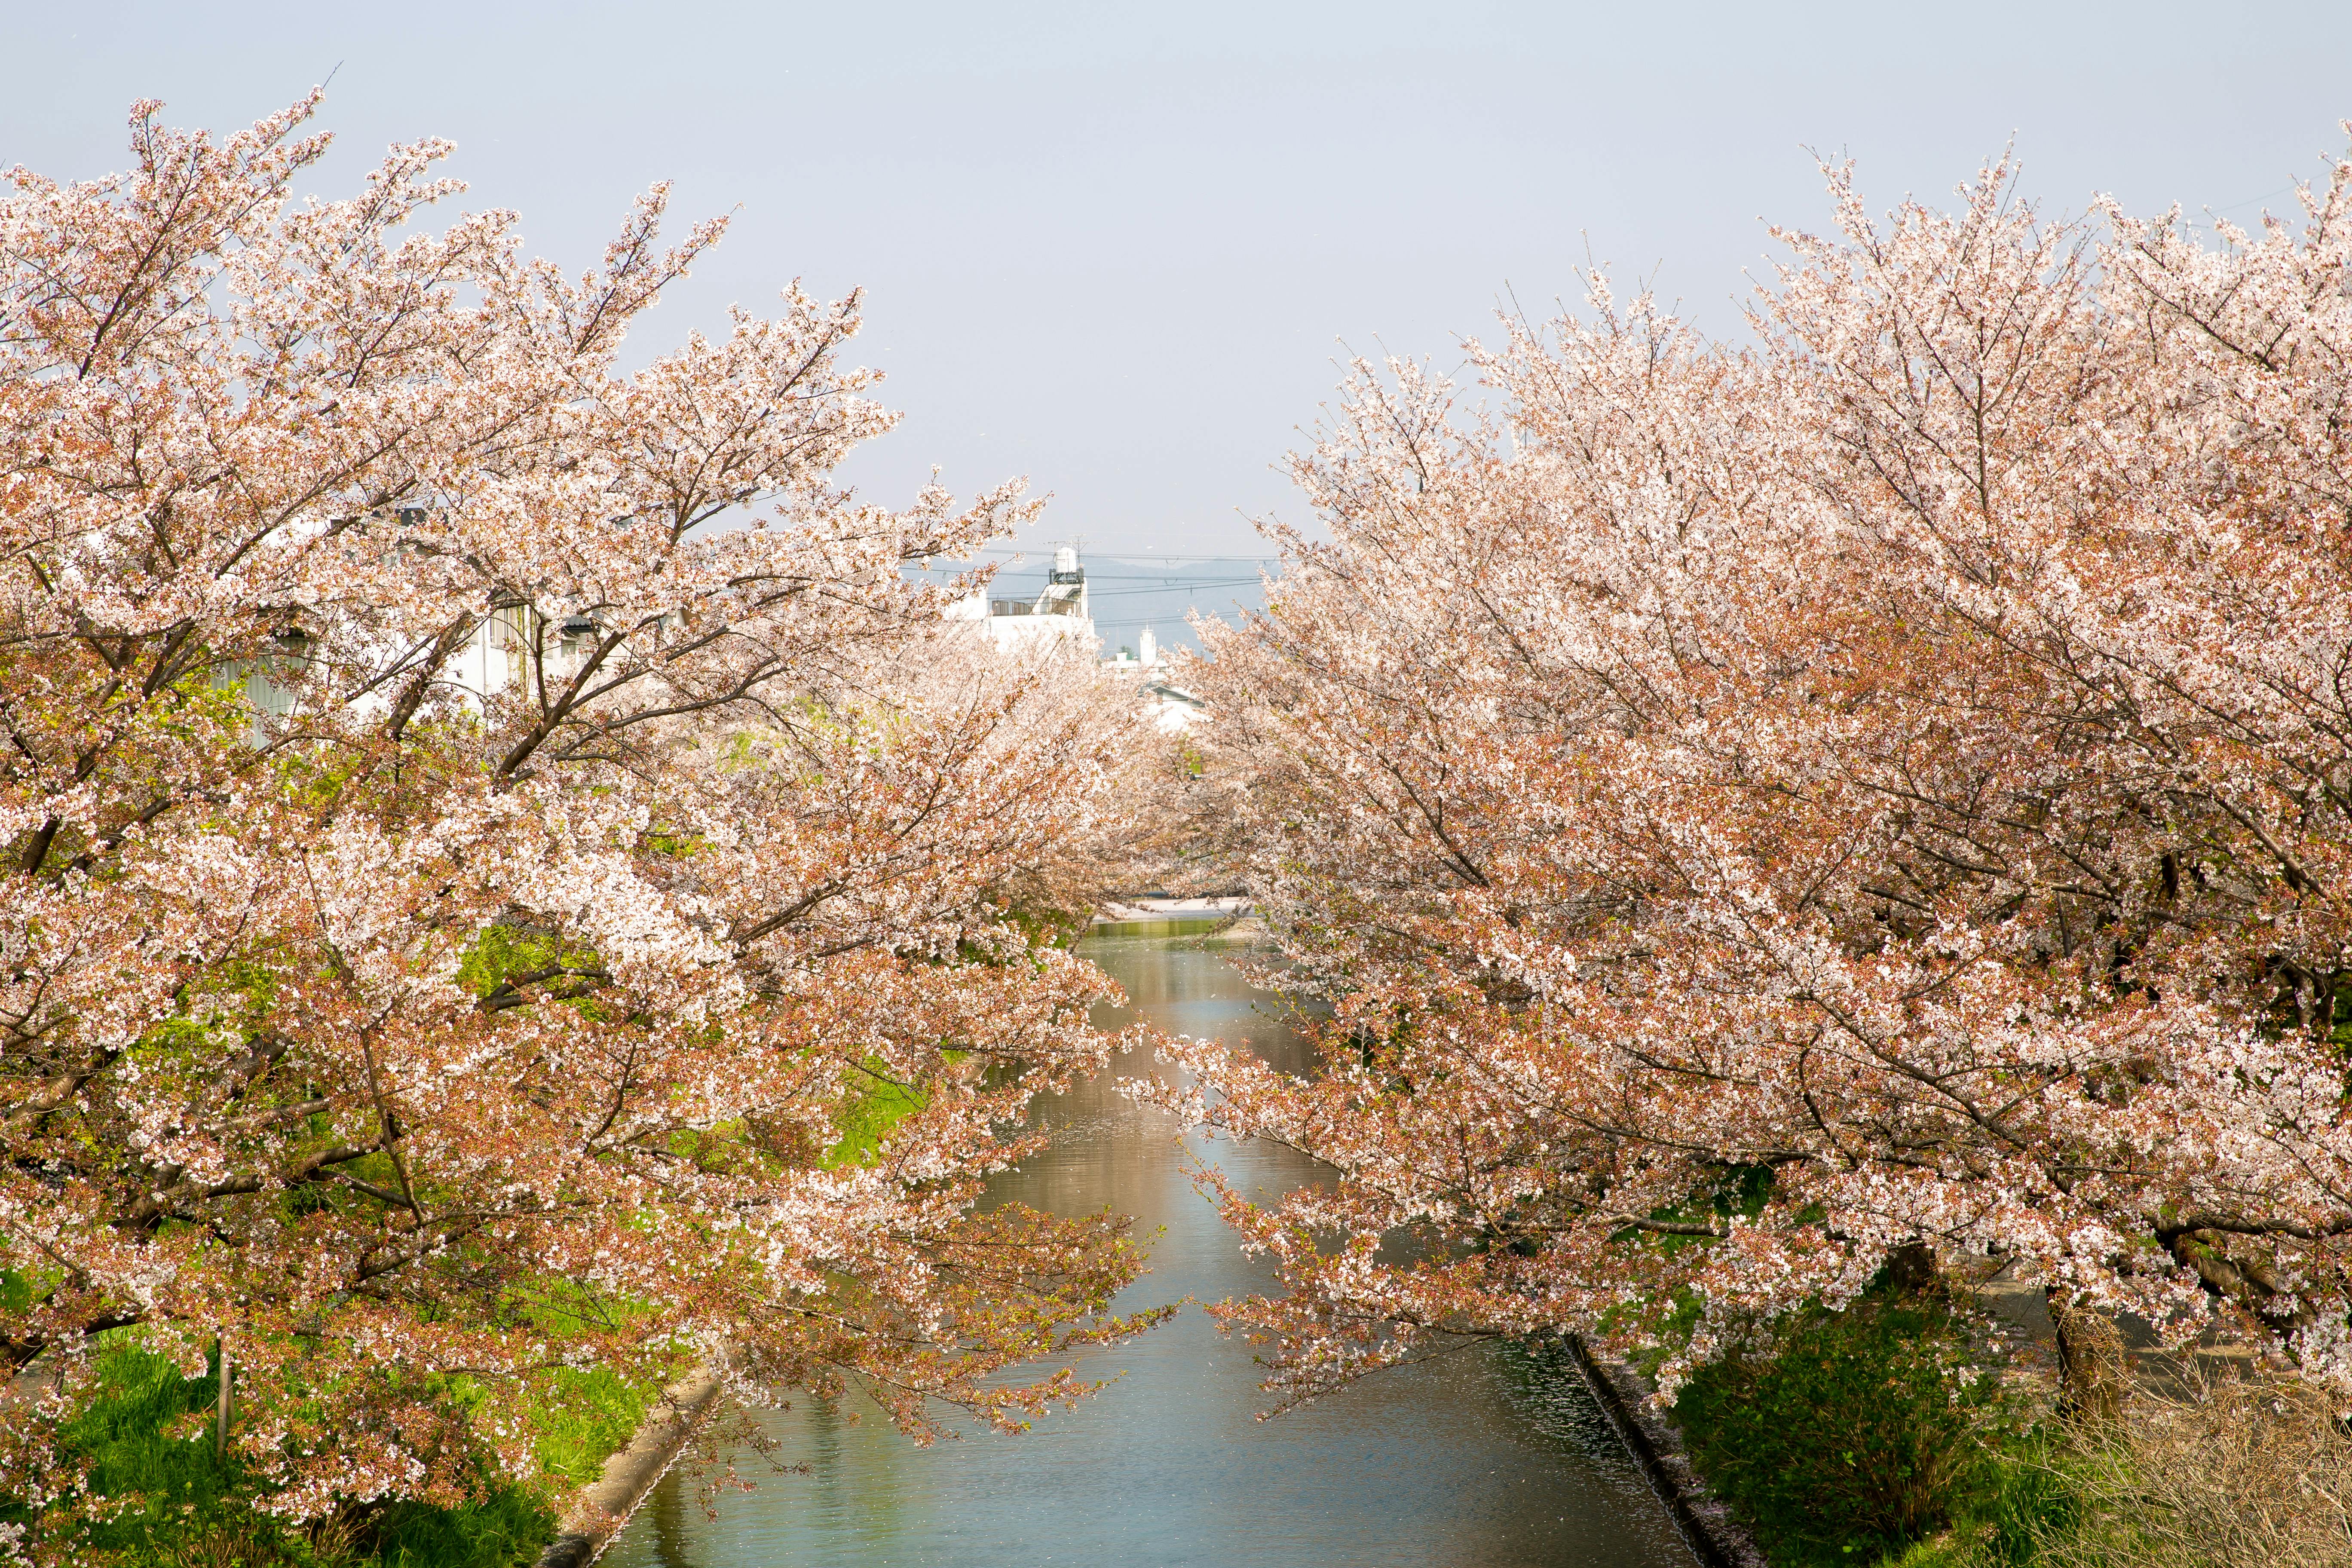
[606,924,1696,1568]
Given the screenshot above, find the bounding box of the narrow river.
[605,921,1697,1568]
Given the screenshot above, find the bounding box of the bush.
[1673,1289,2009,1566]
[12,1344,558,1568]
[1677,1310,2352,1568]
[1856,1360,2352,1568]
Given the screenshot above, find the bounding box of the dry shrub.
[2038,1363,2352,1568]
[165,1517,284,1568]
[303,1506,366,1567]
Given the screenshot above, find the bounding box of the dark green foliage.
[361,1489,553,1568]
[1674,1289,2006,1567]
[18,1344,557,1567]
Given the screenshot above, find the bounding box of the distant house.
[940,546,1207,731]
[1139,676,1206,733]
[1102,626,1204,732]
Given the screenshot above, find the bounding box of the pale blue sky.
[7,1,2349,565]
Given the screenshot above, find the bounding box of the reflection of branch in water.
[671,1396,812,1529]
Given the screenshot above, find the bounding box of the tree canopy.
[1160,144,2352,1406]
[0,95,1155,1534]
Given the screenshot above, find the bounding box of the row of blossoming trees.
[13,86,2352,1551]
[0,98,1160,1546]
[1162,142,2352,1415]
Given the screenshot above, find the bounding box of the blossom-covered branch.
[1155,135,2352,1408]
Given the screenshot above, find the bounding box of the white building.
[1102,625,1160,675]
[939,545,1207,732]
[223,540,1213,744]
[944,545,1099,655]
[1100,622,1204,733]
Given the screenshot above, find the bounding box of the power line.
[954,549,1280,564]
[1080,580,1264,597]
[973,570,1267,582]
[2209,181,2306,217]
[1054,570,1271,581]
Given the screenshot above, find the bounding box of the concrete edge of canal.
[536,1369,723,1568]
[1566,1337,1770,1568]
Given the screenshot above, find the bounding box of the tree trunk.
[1880,1241,1940,1295]
[2048,1289,2126,1424]
[215,1333,232,1461]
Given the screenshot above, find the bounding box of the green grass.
[1855,1435,2083,1568]
[1671,1287,2021,1567]
[1661,1275,2098,1568]
[63,1343,244,1562]
[6,1342,580,1567]
[361,1490,554,1568]
[518,1366,654,1488]
[821,1063,931,1168]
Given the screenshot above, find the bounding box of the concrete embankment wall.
[1566,1337,1769,1568]
[535,1371,722,1568]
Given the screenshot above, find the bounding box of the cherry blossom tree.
[0,96,1158,1541]
[1158,137,2352,1415]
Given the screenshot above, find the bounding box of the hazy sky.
[7,1,2351,565]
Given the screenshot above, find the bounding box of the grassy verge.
[821,1066,928,1169]
[5,1320,683,1568]
[5,1342,552,1567]
[1659,1280,2349,1567]
[1665,1283,2045,1565]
